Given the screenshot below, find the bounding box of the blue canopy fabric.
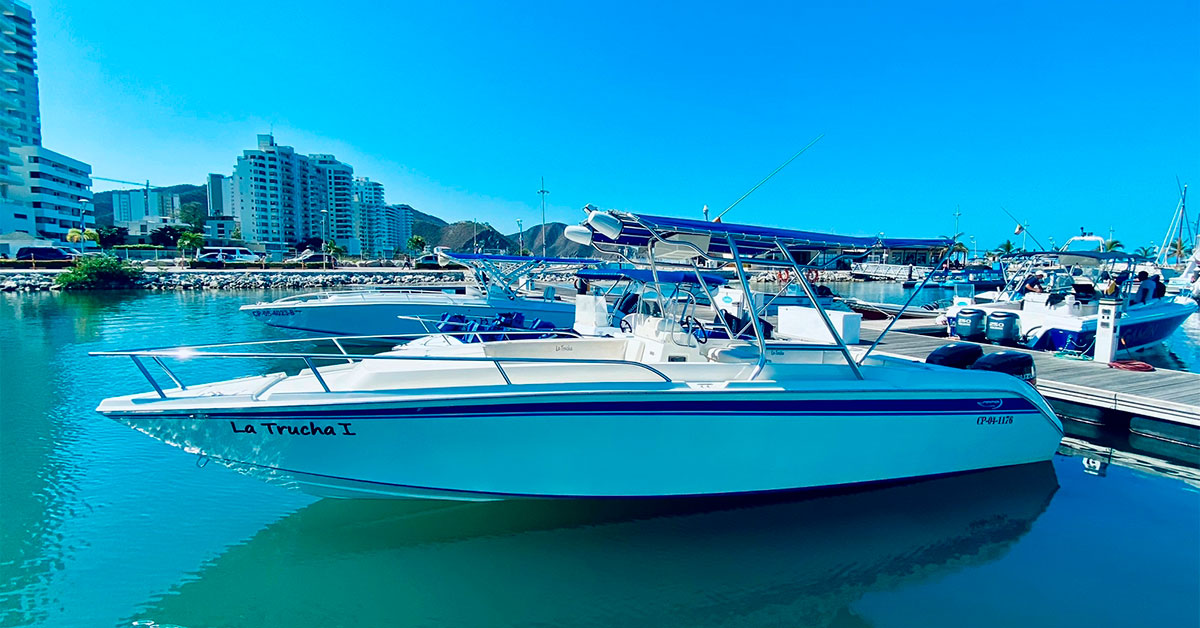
[590,211,951,257]
[442,253,603,265]
[577,268,728,286]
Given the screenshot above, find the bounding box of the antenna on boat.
[713,134,825,222]
[1000,207,1046,250]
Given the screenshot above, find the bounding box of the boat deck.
[858,328,1200,431]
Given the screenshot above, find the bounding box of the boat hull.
[241,298,577,337]
[1033,309,1195,354]
[103,391,1063,500]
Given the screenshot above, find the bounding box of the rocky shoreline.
[0,270,469,292]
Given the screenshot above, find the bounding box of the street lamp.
[969,235,976,260]
[78,198,90,255]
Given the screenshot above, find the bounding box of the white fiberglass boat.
[240,253,598,337]
[94,212,1063,501]
[943,251,1197,354]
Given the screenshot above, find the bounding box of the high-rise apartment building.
[231,134,320,257]
[206,173,232,217]
[311,154,357,254]
[10,146,92,245]
[352,176,385,256]
[0,2,92,245]
[111,187,181,237]
[2,1,40,147]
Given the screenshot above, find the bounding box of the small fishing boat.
[94,212,1062,500]
[239,253,599,338]
[840,297,946,320]
[943,251,1198,354]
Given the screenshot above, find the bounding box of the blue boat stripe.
[138,397,1040,419]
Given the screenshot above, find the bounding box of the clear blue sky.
[31,0,1199,250]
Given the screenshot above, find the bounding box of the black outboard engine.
[969,351,1037,386]
[955,308,987,341]
[985,311,1021,346]
[926,342,985,369]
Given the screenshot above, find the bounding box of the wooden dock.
[857,326,1200,438]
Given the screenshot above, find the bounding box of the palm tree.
[1103,239,1124,252]
[406,235,427,255]
[994,240,1016,256]
[323,239,347,257]
[1134,245,1157,259]
[1169,238,1194,266]
[66,228,99,252]
[177,231,205,258]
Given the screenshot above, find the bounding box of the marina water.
[1,289,1197,627]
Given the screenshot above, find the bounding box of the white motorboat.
[239,253,599,337]
[94,212,1063,501]
[943,250,1197,354]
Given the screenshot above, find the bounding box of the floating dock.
[858,325,1200,455]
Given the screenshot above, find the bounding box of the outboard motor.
[954,308,987,341]
[925,342,984,369]
[969,351,1037,386]
[985,311,1021,346]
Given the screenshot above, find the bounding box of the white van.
[197,247,262,263]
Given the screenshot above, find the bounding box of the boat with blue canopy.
[94,207,1062,501]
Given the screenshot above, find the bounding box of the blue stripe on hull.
[110,396,1040,420]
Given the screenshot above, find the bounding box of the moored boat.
[239,253,600,337]
[94,211,1064,501]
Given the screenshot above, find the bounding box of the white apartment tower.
[1,1,39,147]
[352,176,385,256]
[0,1,92,244]
[310,154,357,254]
[10,146,93,245]
[231,134,319,256]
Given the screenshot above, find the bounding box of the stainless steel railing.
[91,333,674,399]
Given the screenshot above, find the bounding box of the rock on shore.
[0,270,470,292]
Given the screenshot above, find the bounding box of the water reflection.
[135,463,1058,628]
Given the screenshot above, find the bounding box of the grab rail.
[91,334,673,399]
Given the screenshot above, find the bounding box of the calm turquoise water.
[1,289,1198,628]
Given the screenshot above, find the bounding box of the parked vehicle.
[412,253,467,270]
[286,251,339,267]
[16,247,75,261]
[196,247,262,263]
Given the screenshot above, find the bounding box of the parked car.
[413,253,466,270]
[287,251,338,267]
[194,252,228,263]
[16,247,75,261]
[196,246,263,263]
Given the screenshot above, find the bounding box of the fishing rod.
[1000,207,1046,250]
[712,133,825,222]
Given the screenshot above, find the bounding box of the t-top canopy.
[573,210,951,258]
[577,268,728,286]
[441,252,603,265]
[1000,250,1148,264]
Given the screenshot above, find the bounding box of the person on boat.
[1098,271,1119,296]
[1131,271,1156,305]
[1153,275,1167,299]
[1019,272,1045,296]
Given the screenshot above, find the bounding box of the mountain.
[505,222,593,258]
[433,221,514,252]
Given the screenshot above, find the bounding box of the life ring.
[805,269,819,283]
[777,270,788,282]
